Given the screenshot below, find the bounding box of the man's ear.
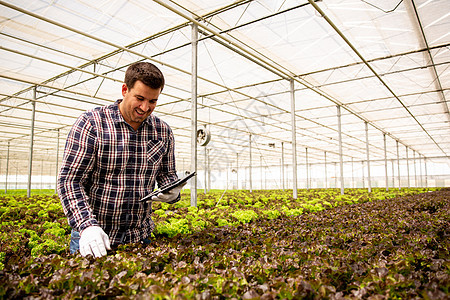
[122,84,128,97]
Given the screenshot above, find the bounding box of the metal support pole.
[236,153,239,189]
[405,146,410,188]
[413,150,417,187]
[5,141,10,193]
[305,147,309,190]
[384,134,388,191]
[337,105,344,194]
[204,147,207,194]
[419,154,423,187]
[324,151,327,189]
[264,166,269,189]
[362,161,365,188]
[244,166,247,188]
[351,157,354,189]
[365,122,371,193]
[279,159,282,190]
[226,161,229,189]
[396,140,401,190]
[391,159,395,188]
[334,162,337,189]
[249,134,252,193]
[40,160,43,190]
[207,149,210,192]
[264,164,267,190]
[281,142,285,191]
[290,80,298,199]
[15,164,18,189]
[260,155,263,190]
[55,129,60,193]
[424,157,428,188]
[27,87,37,197]
[190,23,198,207]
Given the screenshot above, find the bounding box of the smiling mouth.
[135,109,148,117]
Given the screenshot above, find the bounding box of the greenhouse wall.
[1,157,449,192]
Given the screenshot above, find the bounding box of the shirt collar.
[112,99,153,129]
[112,100,124,123]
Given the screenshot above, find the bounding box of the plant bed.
[0,188,448,299]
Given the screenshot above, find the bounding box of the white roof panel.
[0,0,448,173]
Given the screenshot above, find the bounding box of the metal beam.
[249,134,252,193]
[154,0,430,161]
[5,141,9,193]
[365,122,371,193]
[1,1,436,169]
[406,146,410,188]
[281,142,285,191]
[397,141,401,190]
[55,129,60,194]
[290,80,298,199]
[324,151,327,189]
[406,0,450,124]
[27,87,36,197]
[306,147,309,190]
[384,134,388,191]
[337,106,344,194]
[190,23,198,207]
[307,0,447,156]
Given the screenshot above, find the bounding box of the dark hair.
[124,62,165,91]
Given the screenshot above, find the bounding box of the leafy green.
[0,187,448,299]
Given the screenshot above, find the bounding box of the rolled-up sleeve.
[57,113,99,232]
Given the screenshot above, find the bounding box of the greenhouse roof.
[0,0,449,174]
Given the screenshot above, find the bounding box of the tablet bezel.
[140,171,196,202]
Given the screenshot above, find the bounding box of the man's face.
[119,80,161,130]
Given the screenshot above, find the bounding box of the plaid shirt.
[57,100,179,245]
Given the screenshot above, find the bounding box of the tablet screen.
[140,172,196,202]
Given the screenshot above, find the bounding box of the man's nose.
[140,101,151,112]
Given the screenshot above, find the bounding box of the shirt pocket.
[147,139,166,166]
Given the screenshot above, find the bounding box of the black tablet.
[140,172,196,202]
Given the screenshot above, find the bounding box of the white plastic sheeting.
[0,0,449,188]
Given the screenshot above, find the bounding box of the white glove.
[151,181,186,203]
[79,226,111,258]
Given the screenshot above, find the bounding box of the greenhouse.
[0,0,449,298]
[1,0,449,198]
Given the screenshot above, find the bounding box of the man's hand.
[79,226,111,258]
[151,181,186,203]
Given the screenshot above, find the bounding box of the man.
[58,62,183,258]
